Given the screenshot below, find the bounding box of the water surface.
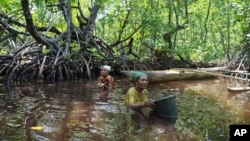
[0,77,249,141]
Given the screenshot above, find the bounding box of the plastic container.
[154,95,178,120]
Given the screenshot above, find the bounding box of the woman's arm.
[129,100,155,111]
[125,88,155,110]
[108,76,115,89]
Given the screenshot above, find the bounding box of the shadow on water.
[0,77,249,140]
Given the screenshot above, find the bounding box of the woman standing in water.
[124,72,155,112]
[98,65,115,90]
[124,72,176,131]
[97,65,115,102]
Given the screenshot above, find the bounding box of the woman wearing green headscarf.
[124,72,155,112]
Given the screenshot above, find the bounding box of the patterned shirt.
[100,75,115,89]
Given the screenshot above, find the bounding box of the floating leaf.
[31,126,45,130]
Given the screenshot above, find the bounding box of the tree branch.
[21,0,51,47]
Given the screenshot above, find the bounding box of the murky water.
[0,77,250,141]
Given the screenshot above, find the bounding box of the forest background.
[0,0,249,84]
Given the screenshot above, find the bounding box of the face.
[136,76,148,89]
[100,69,109,76]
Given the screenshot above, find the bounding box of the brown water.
[0,77,250,141]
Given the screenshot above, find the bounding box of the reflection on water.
[0,77,249,140]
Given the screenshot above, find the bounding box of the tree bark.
[21,0,51,47]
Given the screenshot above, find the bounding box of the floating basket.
[154,95,178,120]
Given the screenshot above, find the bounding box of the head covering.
[131,72,147,83]
[101,65,111,72]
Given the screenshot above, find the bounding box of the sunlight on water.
[182,78,249,116]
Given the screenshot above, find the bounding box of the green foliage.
[94,0,249,62]
[0,0,20,13]
[1,0,249,63]
[0,48,7,55]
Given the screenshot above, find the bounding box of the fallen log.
[227,87,250,92]
[121,69,216,83]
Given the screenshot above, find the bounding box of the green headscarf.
[131,72,147,83]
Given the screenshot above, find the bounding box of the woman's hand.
[98,83,105,88]
[143,99,155,108]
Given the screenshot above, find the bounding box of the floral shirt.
[124,87,148,105]
[100,75,115,89]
